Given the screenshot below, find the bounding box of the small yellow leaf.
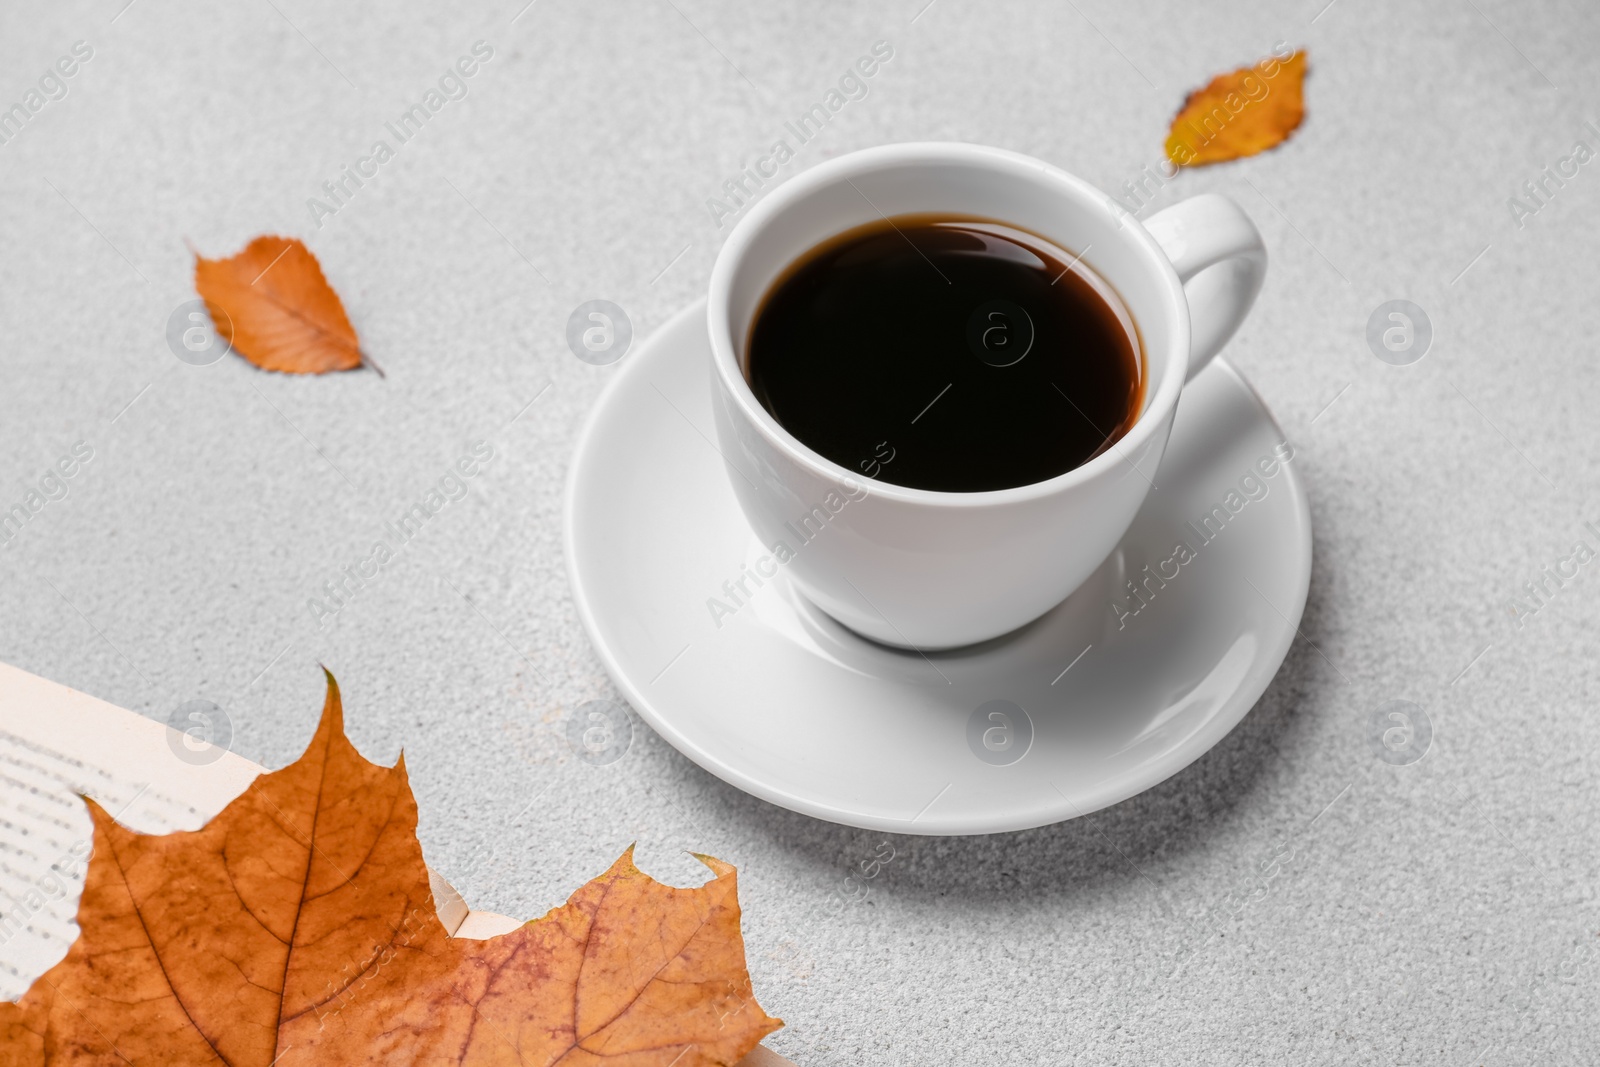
[1166,50,1307,168]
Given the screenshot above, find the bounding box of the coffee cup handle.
[1142,194,1267,381]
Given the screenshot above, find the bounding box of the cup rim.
[707,140,1192,507]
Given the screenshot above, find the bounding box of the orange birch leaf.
[193,235,374,375]
[0,673,780,1066]
[1166,50,1307,167]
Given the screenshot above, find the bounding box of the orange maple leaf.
[1166,50,1307,167]
[193,235,376,375]
[0,673,780,1066]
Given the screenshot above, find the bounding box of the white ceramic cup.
[707,142,1266,650]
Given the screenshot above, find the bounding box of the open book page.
[0,662,260,1000]
[0,663,794,1065]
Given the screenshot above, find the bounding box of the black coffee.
[747,215,1143,493]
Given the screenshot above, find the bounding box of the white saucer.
[564,300,1311,836]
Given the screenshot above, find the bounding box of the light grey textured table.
[3,0,1597,1062]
